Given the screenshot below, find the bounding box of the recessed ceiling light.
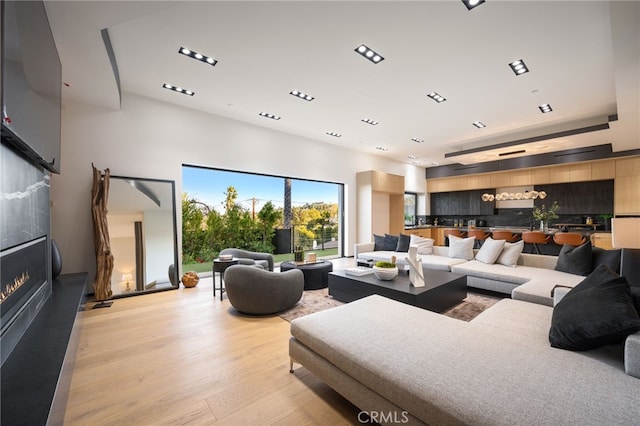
[473,121,486,128]
[411,138,424,143]
[355,44,384,64]
[376,146,389,151]
[326,132,342,137]
[179,47,217,66]
[431,162,440,166]
[162,83,195,96]
[427,92,447,103]
[259,112,281,120]
[290,90,314,101]
[407,154,417,160]
[509,59,529,76]
[462,0,485,10]
[539,103,553,113]
[361,118,378,125]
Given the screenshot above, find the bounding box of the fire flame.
[0,271,30,304]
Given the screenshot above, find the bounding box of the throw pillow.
[448,235,475,260]
[409,234,434,255]
[475,237,506,265]
[497,240,524,267]
[549,265,640,351]
[632,287,640,313]
[592,247,621,274]
[555,241,593,276]
[383,234,399,251]
[395,233,411,252]
[373,234,385,251]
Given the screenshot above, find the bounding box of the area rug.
[278,288,504,322]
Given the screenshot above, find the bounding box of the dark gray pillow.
[549,265,640,351]
[373,234,385,251]
[555,241,592,276]
[383,234,399,251]
[592,247,621,274]
[395,233,411,252]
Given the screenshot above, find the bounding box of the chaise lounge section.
[290,294,640,425]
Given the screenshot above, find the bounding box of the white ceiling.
[45,1,640,167]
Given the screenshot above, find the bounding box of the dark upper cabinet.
[431,189,495,216]
[534,180,614,215]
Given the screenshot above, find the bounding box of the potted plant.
[532,201,560,232]
[373,260,398,281]
[598,214,613,231]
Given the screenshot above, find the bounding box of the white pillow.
[409,234,434,255]
[448,235,475,260]
[497,240,524,267]
[475,237,505,264]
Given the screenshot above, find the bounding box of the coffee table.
[328,269,466,312]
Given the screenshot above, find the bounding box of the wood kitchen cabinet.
[615,157,640,215]
[403,228,433,239]
[431,189,494,216]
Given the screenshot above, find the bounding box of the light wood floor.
[64,258,362,425]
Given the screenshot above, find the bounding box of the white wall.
[51,92,425,279]
[143,209,173,284]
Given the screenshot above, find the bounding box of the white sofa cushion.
[448,235,475,260]
[409,234,434,255]
[496,240,524,267]
[475,237,505,264]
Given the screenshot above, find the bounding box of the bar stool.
[553,232,587,247]
[522,231,551,254]
[467,229,490,248]
[491,230,519,242]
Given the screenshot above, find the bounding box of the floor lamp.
[611,218,640,287]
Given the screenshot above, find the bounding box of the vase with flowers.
[532,201,560,232]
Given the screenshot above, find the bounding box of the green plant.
[375,261,396,268]
[532,201,560,221]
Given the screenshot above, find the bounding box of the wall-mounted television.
[1,0,62,173]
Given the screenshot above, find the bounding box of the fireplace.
[0,236,51,365]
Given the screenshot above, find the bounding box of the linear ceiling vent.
[499,149,526,157]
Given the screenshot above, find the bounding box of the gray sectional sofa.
[290,294,640,425]
[356,241,584,306]
[289,237,640,424]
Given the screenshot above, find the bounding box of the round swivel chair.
[224,265,303,315]
[522,231,551,254]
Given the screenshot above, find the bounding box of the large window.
[404,192,417,226]
[181,165,343,271]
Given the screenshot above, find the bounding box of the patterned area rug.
[278,288,503,322]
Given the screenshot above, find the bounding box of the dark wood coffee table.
[328,269,466,312]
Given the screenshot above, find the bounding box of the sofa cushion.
[395,233,411,252]
[357,251,409,266]
[555,241,593,276]
[373,234,386,251]
[496,240,524,267]
[475,237,505,265]
[549,265,640,351]
[409,234,434,255]
[592,247,621,274]
[420,254,468,271]
[448,235,475,260]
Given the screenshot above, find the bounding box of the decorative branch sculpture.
[91,164,113,306]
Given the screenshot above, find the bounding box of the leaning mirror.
[107,176,179,297]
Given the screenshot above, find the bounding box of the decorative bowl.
[373,265,398,281]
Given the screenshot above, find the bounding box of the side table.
[213,258,238,300]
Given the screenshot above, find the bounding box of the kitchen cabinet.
[431,189,495,216]
[433,227,446,246]
[615,157,640,215]
[534,180,614,214]
[356,171,405,243]
[403,228,432,239]
[591,160,615,180]
[548,163,592,183]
